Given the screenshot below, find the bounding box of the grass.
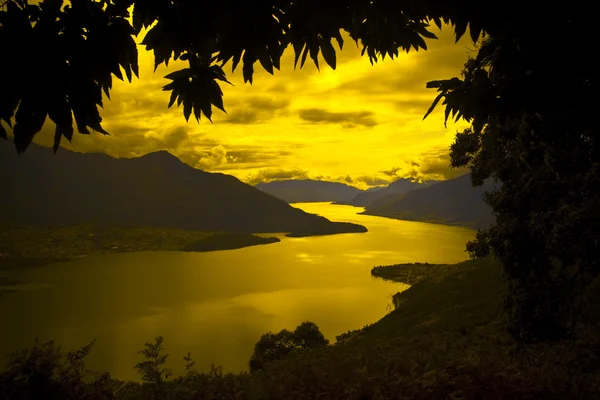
[2,257,600,399]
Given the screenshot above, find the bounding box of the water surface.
[0,203,475,379]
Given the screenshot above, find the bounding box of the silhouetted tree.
[435,19,598,341]
[249,321,329,372]
[135,336,172,399]
[0,339,115,400]
[1,0,597,342]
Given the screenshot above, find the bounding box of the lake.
[0,202,475,380]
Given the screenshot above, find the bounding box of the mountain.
[0,142,366,236]
[255,179,363,203]
[362,173,497,229]
[341,178,438,207]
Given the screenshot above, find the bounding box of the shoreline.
[0,226,282,272]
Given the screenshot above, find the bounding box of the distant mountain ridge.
[339,178,439,207]
[255,179,362,203]
[363,173,498,230]
[0,143,366,237]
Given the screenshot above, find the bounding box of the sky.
[32,24,475,189]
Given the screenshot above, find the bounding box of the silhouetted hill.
[362,173,497,229]
[255,179,362,203]
[0,142,366,236]
[341,178,438,207]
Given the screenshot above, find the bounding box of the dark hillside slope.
[0,143,365,236]
[364,173,497,229]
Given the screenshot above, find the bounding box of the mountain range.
[255,178,440,207]
[0,143,366,237]
[255,179,362,203]
[362,173,498,230]
[340,178,439,207]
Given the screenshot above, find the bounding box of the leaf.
[454,19,468,43]
[320,37,336,69]
[293,40,305,69]
[212,91,226,113]
[423,92,444,120]
[0,122,7,140]
[231,51,242,72]
[168,90,178,108]
[469,22,483,43]
[417,24,438,40]
[13,103,47,154]
[258,47,274,74]
[47,98,73,129]
[242,52,255,84]
[183,90,192,122]
[164,68,193,81]
[132,1,146,34]
[308,39,319,71]
[127,36,139,79]
[270,44,282,70]
[444,105,451,127]
[200,100,212,122]
[334,30,344,50]
[413,34,427,51]
[53,124,64,153]
[300,43,309,69]
[192,102,201,122]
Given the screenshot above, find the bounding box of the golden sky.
[33,24,474,189]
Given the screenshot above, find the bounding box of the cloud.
[297,108,377,127]
[355,176,389,186]
[381,166,402,177]
[386,146,469,181]
[245,168,310,185]
[394,98,436,115]
[221,96,291,124]
[193,145,229,170]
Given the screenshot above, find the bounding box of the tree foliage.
[434,14,598,340]
[0,0,468,153]
[249,321,329,372]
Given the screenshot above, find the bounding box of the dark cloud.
[227,148,293,164]
[355,175,389,186]
[222,110,263,124]
[245,168,310,185]
[221,96,290,124]
[381,166,402,177]
[400,146,469,181]
[394,98,436,115]
[298,108,377,127]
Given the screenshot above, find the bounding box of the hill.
[340,178,438,207]
[255,179,362,203]
[0,142,366,237]
[363,173,497,229]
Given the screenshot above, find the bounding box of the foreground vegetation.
[0,224,279,270]
[2,257,599,399]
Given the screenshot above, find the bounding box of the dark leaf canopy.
[0,0,493,153]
